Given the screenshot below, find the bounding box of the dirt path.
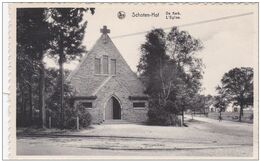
[17,117,254,157]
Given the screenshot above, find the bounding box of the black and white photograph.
[9,3,258,159]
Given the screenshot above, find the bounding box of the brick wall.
[69,34,148,124]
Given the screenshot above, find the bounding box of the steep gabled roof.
[66,37,101,82]
[68,28,146,97]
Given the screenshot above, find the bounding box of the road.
[17,116,254,157]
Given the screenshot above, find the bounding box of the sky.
[45,3,258,96]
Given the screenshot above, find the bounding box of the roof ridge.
[66,37,102,82]
[107,35,140,79]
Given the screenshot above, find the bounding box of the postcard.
[7,2,258,159]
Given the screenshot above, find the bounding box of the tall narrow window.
[103,55,109,74]
[95,58,101,74]
[111,59,116,75]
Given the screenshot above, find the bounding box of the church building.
[67,26,148,124]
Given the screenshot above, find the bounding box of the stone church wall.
[95,78,148,124]
[69,32,148,124]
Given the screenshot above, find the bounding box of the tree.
[217,67,253,122]
[191,94,213,116]
[44,68,92,129]
[17,8,52,127]
[158,60,179,106]
[45,68,74,128]
[167,27,203,88]
[138,28,169,101]
[213,95,228,120]
[166,27,204,124]
[46,8,88,128]
[138,27,204,126]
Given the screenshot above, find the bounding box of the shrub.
[76,103,92,128]
[47,100,92,129]
[46,82,92,129]
[147,106,171,125]
[164,100,181,114]
[147,100,180,126]
[52,99,92,129]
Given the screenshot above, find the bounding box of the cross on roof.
[100,25,110,35]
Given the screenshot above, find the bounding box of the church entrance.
[105,96,121,120]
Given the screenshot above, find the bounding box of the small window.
[103,55,109,74]
[95,58,101,74]
[111,59,116,75]
[133,102,145,108]
[80,102,92,108]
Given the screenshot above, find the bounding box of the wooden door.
[113,97,121,119]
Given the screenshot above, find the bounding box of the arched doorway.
[105,96,121,120]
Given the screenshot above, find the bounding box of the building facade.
[67,26,148,124]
